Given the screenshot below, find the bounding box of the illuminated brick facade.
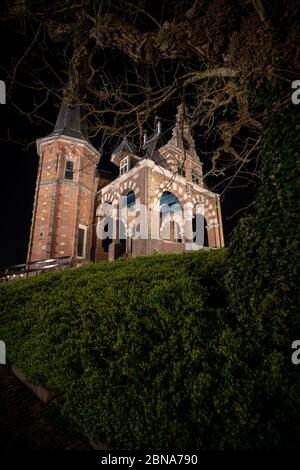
[28,104,224,264]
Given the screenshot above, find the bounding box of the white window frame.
[120,156,129,175]
[77,224,87,259]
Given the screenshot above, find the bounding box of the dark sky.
[0,99,255,267]
[0,9,256,268]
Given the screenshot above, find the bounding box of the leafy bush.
[0,250,230,449]
[225,96,300,448]
[0,224,299,449]
[1,108,299,449]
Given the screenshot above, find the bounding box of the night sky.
[0,19,256,268]
[0,100,255,268]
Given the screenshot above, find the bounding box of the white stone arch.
[96,200,117,244]
[118,179,140,197]
[112,186,140,241]
[192,193,222,247]
[158,190,184,241]
[102,193,114,204]
[96,200,113,217]
[157,183,186,210]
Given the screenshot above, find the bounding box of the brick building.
[27,104,224,265]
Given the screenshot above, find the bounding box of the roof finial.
[154,116,162,134]
[143,130,148,146]
[157,119,161,134]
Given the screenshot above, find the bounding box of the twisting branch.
[252,0,270,26]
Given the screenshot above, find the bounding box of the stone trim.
[37,135,100,161]
[39,178,96,195]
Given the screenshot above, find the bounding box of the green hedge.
[1,250,230,449]
[225,95,300,448]
[0,242,298,448]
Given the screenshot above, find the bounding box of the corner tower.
[27,103,100,264]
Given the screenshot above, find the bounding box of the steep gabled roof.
[36,101,99,158]
[111,137,138,158]
[143,131,164,158]
[142,121,170,168]
[50,104,88,140]
[111,136,140,166]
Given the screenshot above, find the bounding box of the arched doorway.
[119,190,136,255]
[100,217,114,253]
[160,191,183,242]
[192,213,208,247]
[95,202,115,259]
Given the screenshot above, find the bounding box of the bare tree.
[1,0,299,193]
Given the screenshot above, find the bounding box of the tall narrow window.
[178,166,186,177]
[65,160,74,180]
[55,152,60,173]
[77,226,87,258]
[192,172,200,184]
[120,156,129,175]
[126,190,135,209]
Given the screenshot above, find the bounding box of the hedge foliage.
[0,250,234,449]
[225,94,300,448]
[0,94,299,450]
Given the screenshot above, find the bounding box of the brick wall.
[27,137,99,263]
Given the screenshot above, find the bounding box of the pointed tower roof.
[51,103,88,140]
[112,136,137,157]
[36,101,99,159]
[111,136,140,166]
[142,118,168,168]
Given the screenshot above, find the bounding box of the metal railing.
[0,256,73,283]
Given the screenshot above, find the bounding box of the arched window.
[160,192,182,242]
[160,191,182,216]
[126,190,136,209]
